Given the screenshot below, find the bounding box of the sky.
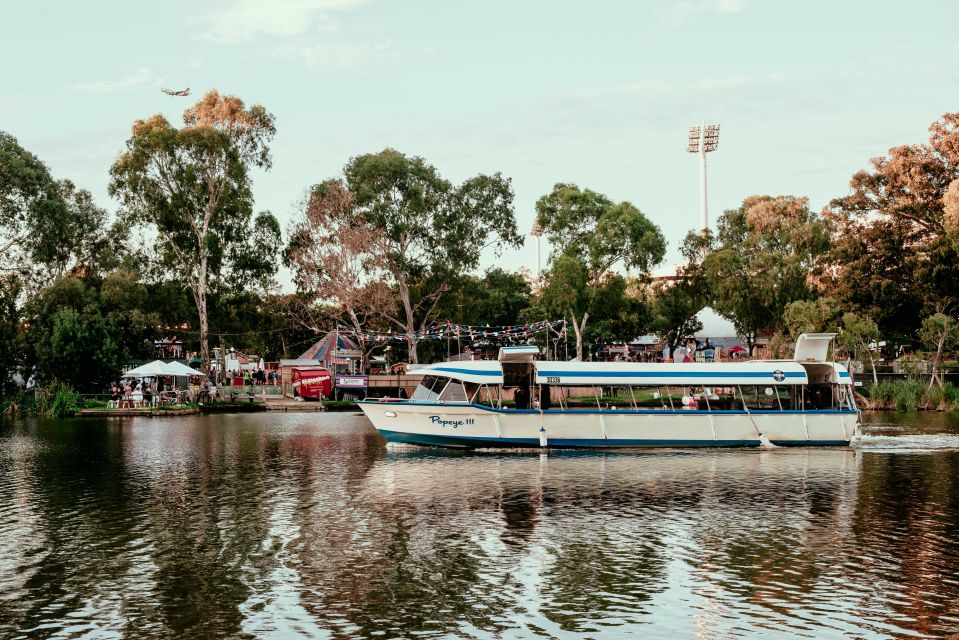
[2,0,958,285]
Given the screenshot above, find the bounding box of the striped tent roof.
[299,331,361,362]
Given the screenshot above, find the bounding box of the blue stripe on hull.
[380,429,751,449]
[378,430,851,449]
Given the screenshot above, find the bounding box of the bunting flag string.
[331,319,568,344]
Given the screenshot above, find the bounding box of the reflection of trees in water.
[10,417,959,639]
[538,536,667,632]
[139,417,271,637]
[499,486,543,545]
[681,451,861,636]
[851,452,959,638]
[292,451,527,637]
[0,418,157,636]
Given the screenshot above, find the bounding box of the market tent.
[123,360,171,377]
[165,361,206,377]
[299,331,361,363]
[124,360,206,378]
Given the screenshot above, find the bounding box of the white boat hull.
[358,402,858,448]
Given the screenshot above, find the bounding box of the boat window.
[439,381,468,403]
[411,375,449,401]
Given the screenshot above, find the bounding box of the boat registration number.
[545,376,561,384]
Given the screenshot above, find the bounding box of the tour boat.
[358,333,860,449]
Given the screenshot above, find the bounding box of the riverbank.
[860,379,959,412]
[74,397,361,417]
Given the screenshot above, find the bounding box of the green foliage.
[706,195,830,350]
[0,131,69,271]
[649,235,709,356]
[535,184,665,275]
[784,297,841,338]
[868,379,959,411]
[534,183,665,359]
[108,91,279,370]
[440,268,531,327]
[341,148,523,362]
[34,381,82,417]
[21,274,162,392]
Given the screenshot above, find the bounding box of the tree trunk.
[569,311,588,361]
[398,279,418,364]
[196,253,209,375]
[930,339,945,389]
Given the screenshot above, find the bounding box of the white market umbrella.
[123,360,170,377]
[164,361,206,377]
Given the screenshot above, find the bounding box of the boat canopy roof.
[794,333,837,362]
[414,359,820,386]
[532,360,810,386]
[412,360,504,384]
[498,345,540,362]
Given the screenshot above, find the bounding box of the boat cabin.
[403,335,855,414]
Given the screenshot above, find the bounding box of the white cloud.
[706,0,748,12]
[666,0,749,25]
[70,67,161,92]
[270,40,391,69]
[191,0,368,43]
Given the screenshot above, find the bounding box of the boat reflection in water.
[357,447,866,637]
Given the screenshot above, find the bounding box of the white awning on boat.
[414,361,504,384]
[794,333,837,362]
[533,360,809,386]
[498,345,539,362]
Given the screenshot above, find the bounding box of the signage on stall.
[335,375,369,389]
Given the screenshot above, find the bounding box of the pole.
[536,234,541,277]
[699,119,708,233]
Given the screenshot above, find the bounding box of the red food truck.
[291,366,332,400]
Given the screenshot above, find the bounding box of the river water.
[2,412,959,639]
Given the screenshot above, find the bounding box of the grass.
[867,380,959,411]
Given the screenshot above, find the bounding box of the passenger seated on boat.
[514,385,530,410]
[809,387,833,410]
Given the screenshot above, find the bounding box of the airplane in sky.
[161,87,190,97]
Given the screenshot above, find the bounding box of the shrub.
[869,382,895,407]
[892,379,925,411]
[35,381,82,418]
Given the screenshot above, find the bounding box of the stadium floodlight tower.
[531,219,543,277]
[687,120,720,233]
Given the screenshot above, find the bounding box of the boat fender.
[539,426,547,448]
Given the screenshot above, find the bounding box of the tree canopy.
[534,183,665,360]
[340,148,523,362]
[109,90,280,371]
[705,195,830,353]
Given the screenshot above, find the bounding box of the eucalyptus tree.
[109,91,280,371]
[534,183,665,360]
[285,178,394,368]
[705,195,830,354]
[342,149,522,363]
[838,312,881,385]
[825,112,959,328]
[650,230,712,358]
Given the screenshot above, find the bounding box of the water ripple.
[1,414,959,638]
